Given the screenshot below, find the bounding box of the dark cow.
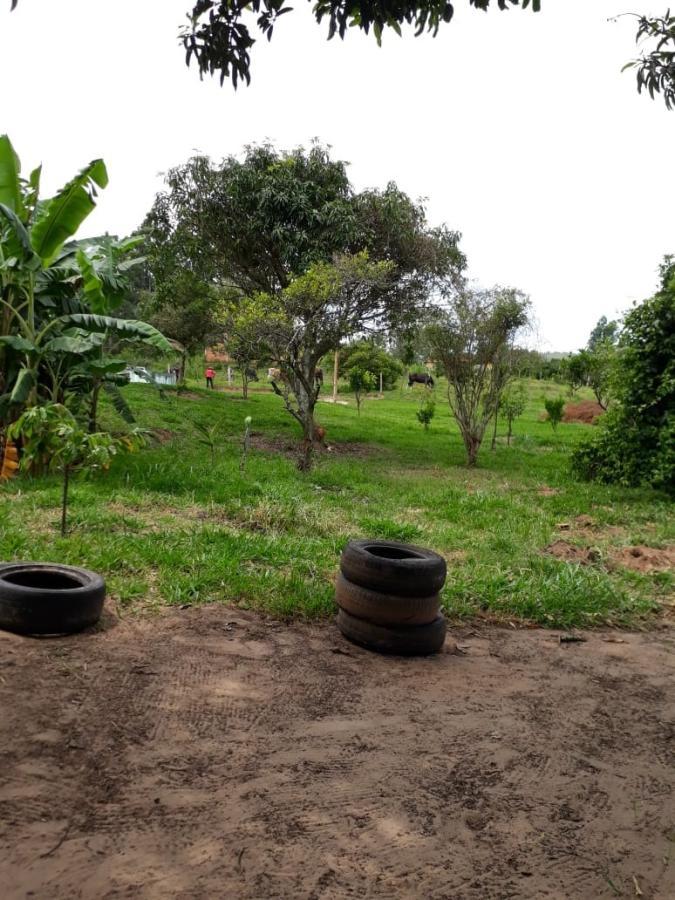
[408,372,434,388]
[315,368,324,388]
[244,368,259,382]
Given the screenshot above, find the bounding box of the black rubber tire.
[340,539,447,597]
[335,572,440,626]
[337,608,447,656]
[0,562,106,636]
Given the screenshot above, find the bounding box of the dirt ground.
[563,401,605,425]
[1,606,674,900]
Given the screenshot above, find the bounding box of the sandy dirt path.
[1,606,674,899]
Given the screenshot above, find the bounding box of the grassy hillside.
[0,378,672,628]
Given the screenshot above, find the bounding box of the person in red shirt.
[205,367,215,389]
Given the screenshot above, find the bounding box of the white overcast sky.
[1,0,673,350]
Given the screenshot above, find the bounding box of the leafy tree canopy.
[588,315,619,350]
[621,11,675,110]
[9,2,675,108]
[9,0,539,89]
[338,340,403,390]
[179,0,540,88]
[145,143,465,300]
[139,270,222,356]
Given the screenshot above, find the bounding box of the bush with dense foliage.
[544,397,565,430]
[572,260,675,494]
[338,341,403,390]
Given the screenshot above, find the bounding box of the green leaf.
[0,335,36,353]
[10,367,35,403]
[0,135,23,216]
[102,382,136,424]
[84,357,127,375]
[76,248,107,313]
[24,164,42,218]
[44,334,105,355]
[59,313,172,353]
[0,202,42,270]
[30,159,108,266]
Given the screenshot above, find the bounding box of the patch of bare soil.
[537,485,560,496]
[249,431,379,460]
[175,391,204,401]
[1,607,674,899]
[556,515,625,541]
[563,401,605,424]
[544,539,601,564]
[613,544,675,574]
[151,428,175,444]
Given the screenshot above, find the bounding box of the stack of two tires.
[336,540,448,656]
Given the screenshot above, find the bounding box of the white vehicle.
[122,366,154,384]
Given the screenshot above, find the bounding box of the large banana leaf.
[103,382,136,424]
[59,313,172,353]
[0,202,42,270]
[44,334,106,355]
[30,159,108,266]
[0,135,23,217]
[0,335,36,353]
[82,357,127,375]
[9,367,35,403]
[75,249,107,314]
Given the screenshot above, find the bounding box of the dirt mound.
[544,539,600,564]
[614,544,675,573]
[563,400,605,424]
[1,608,674,899]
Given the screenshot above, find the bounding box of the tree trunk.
[242,373,248,400]
[61,465,70,537]
[88,381,101,434]
[297,380,318,471]
[490,410,498,450]
[460,428,481,467]
[332,350,339,403]
[507,418,513,445]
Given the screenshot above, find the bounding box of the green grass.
[1,378,672,628]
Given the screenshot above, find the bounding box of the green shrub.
[347,366,376,415]
[416,397,436,431]
[572,268,674,495]
[544,397,565,430]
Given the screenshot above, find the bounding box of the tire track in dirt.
[1,609,674,899]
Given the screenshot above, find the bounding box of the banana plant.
[0,135,170,423]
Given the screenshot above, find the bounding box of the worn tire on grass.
[337,608,447,656]
[0,563,105,636]
[340,539,447,598]
[335,572,440,626]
